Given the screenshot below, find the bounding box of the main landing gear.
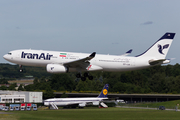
[76,72,93,81]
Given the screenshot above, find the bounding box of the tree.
[18,84,24,91]
[60,92,68,98]
[112,82,126,93]
[49,74,75,91]
[8,83,17,90]
[0,85,7,90]
[43,84,54,99]
[0,78,8,84]
[24,84,35,91]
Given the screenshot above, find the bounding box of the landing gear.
[76,72,93,81]
[19,65,23,72]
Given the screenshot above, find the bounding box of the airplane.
[3,32,175,81]
[44,84,109,109]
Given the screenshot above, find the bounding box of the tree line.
[1,63,180,98]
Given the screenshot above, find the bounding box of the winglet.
[89,52,96,58]
[98,84,109,98]
[126,49,133,54]
[120,49,133,56]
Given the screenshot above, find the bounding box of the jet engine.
[46,64,68,73]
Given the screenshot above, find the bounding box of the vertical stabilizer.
[136,33,175,59]
[98,84,109,98]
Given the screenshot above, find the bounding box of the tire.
[88,76,93,80]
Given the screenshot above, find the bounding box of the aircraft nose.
[3,54,8,60]
[3,54,11,61]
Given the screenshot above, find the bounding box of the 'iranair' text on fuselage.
[21,52,53,60]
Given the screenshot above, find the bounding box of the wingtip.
[126,49,133,54]
[90,52,96,58]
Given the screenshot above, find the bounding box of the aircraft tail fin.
[136,33,175,59]
[97,84,109,98]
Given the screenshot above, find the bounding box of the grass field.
[121,100,180,109]
[1,107,180,120]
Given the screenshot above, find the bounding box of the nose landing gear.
[19,65,23,72]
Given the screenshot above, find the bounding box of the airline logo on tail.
[103,89,108,95]
[158,44,169,55]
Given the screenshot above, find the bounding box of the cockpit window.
[8,53,12,55]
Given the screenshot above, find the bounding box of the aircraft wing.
[66,101,98,106]
[63,52,96,69]
[65,102,81,106]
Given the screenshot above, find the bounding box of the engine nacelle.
[92,101,99,105]
[78,103,86,107]
[46,64,68,73]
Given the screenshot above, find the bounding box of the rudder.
[98,84,109,98]
[136,33,175,59]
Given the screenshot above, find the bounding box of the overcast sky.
[0,0,180,65]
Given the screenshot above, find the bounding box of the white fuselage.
[3,49,152,72]
[44,97,107,107]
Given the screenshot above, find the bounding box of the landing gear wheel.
[88,75,93,80]
[76,72,93,81]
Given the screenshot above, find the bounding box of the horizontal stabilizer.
[149,59,167,65]
[162,59,171,64]
[167,58,175,61]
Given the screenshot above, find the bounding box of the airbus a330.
[3,33,175,80]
